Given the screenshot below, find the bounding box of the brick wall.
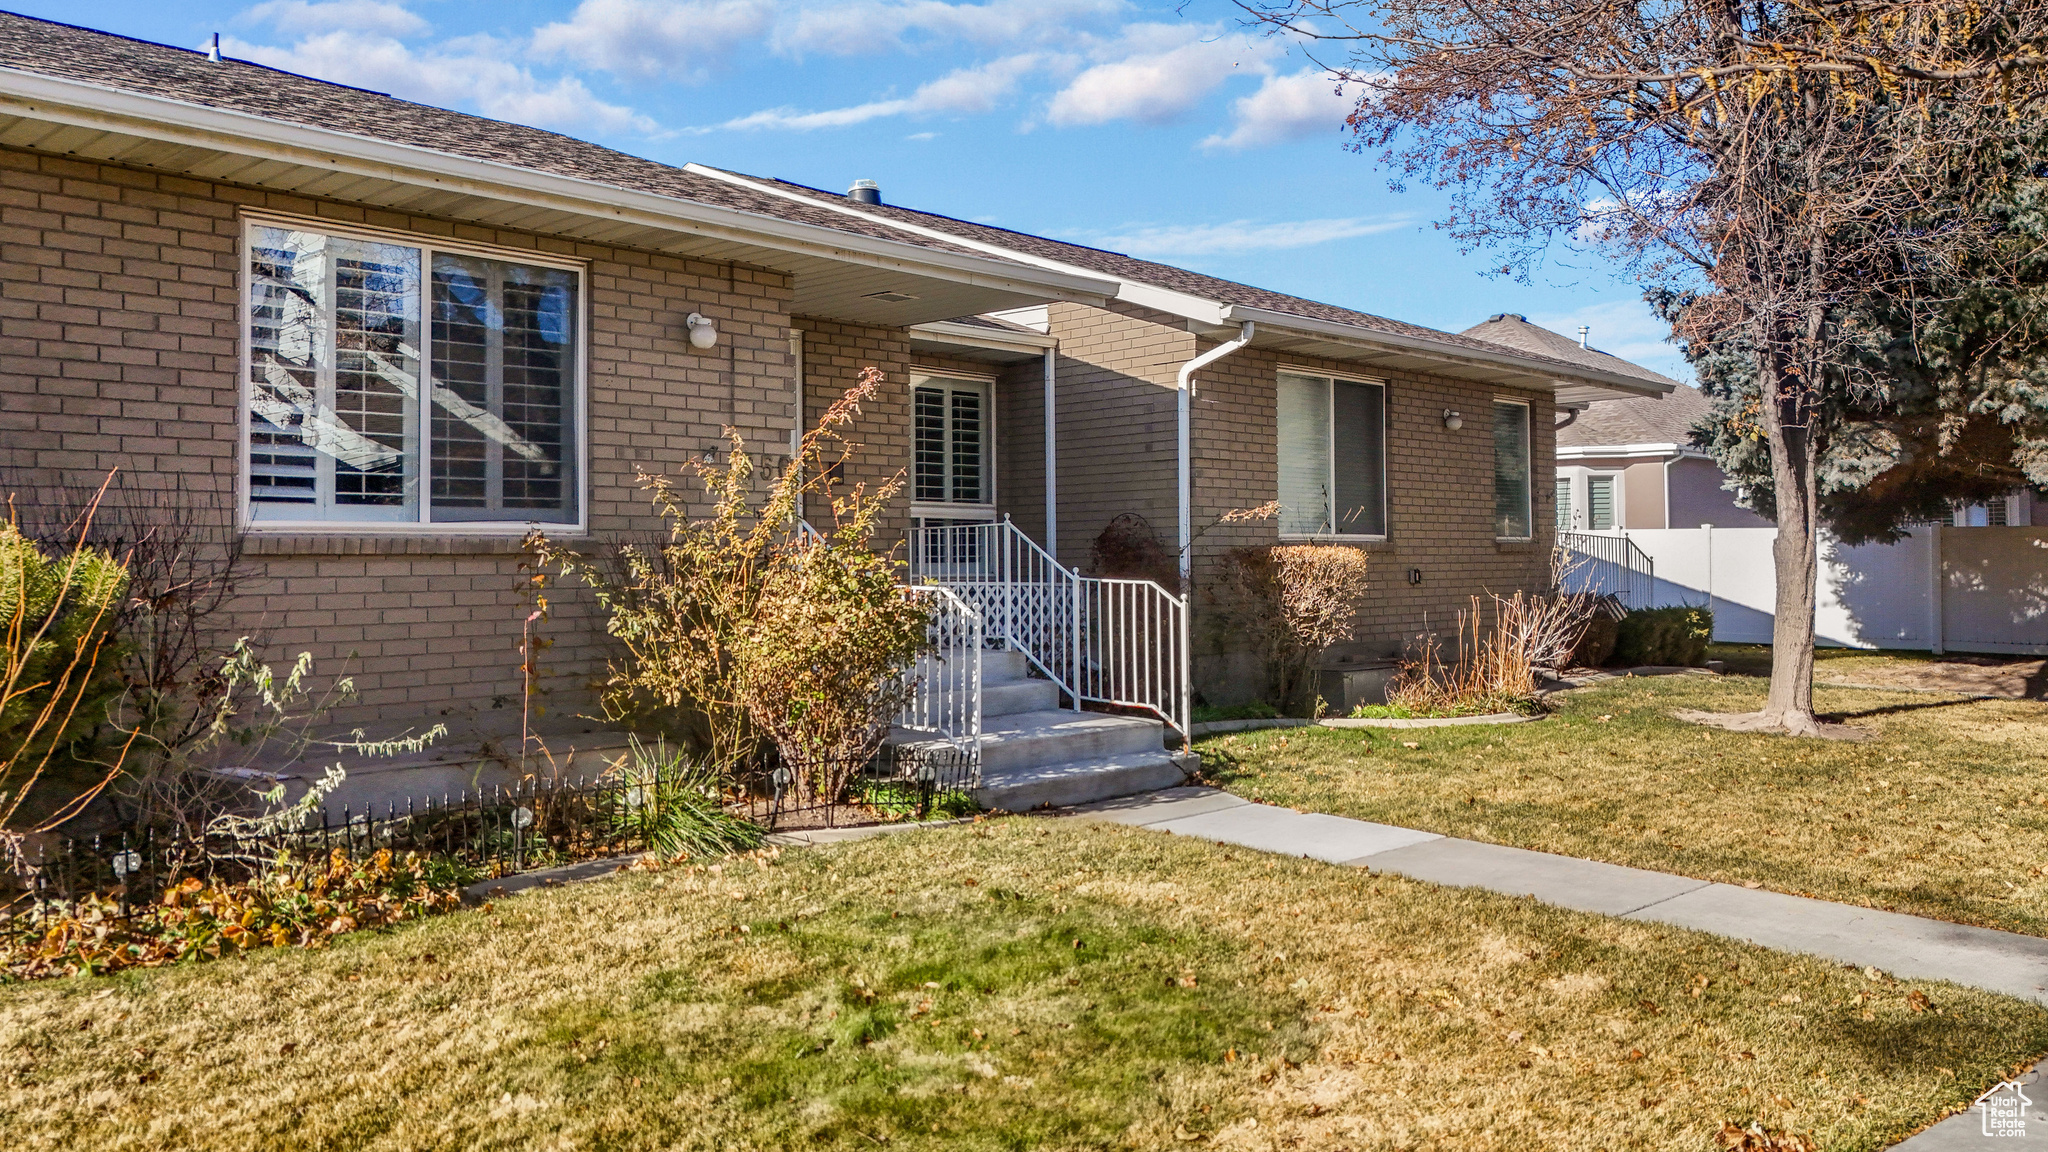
[796,318,912,543]
[1189,341,1557,704]
[1043,301,1190,569]
[0,145,798,739]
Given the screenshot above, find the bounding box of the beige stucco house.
[0,14,1667,804]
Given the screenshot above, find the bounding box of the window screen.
[1277,370,1385,535]
[1492,400,1532,538]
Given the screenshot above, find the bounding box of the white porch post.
[1043,345,1057,563]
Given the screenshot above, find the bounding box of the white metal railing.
[909,517,1189,743]
[895,584,982,769]
[1561,529,1656,608]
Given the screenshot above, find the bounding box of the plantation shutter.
[912,378,989,506]
[1556,477,1573,531]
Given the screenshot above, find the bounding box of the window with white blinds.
[912,375,991,509]
[244,218,582,529]
[1586,475,1617,530]
[1493,400,1532,539]
[1276,370,1386,537]
[1556,477,1574,531]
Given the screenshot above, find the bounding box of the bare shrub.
[530,369,929,797]
[1214,545,1370,716]
[1089,514,1176,587]
[1388,580,1601,715]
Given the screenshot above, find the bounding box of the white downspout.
[1043,344,1058,563]
[1176,322,1254,591]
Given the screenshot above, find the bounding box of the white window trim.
[1493,396,1534,542]
[908,370,997,520]
[1553,465,1623,531]
[237,211,590,536]
[1275,366,1389,543]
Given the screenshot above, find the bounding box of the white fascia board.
[1218,303,1676,399]
[685,164,1227,323]
[909,320,1055,354]
[0,67,1116,305]
[1558,443,1682,461]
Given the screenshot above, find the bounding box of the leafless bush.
[1214,544,1370,716]
[1388,577,1600,715]
[1089,514,1177,587]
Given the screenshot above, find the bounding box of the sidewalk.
[1068,787,2048,1150]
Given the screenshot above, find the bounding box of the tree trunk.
[1761,362,1822,736]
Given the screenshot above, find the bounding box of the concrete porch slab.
[1150,803,1441,864]
[1357,837,1712,917]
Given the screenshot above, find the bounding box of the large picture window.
[1493,399,1532,539]
[244,219,582,529]
[1276,370,1385,537]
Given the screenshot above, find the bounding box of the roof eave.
[0,65,1118,307]
[1218,304,1675,399]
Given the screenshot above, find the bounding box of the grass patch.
[1200,650,2048,936]
[4,820,2045,1149]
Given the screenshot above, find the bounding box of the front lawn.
[1198,651,2048,937]
[4,820,2045,1149]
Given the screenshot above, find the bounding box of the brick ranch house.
[0,14,1667,807]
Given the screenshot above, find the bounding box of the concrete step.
[914,647,1030,686]
[976,710,1165,772]
[919,676,1059,719]
[974,752,1192,812]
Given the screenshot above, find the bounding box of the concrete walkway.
[1071,787,2048,1149]
[1070,787,2048,1003]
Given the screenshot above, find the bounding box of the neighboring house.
[1459,314,1767,532]
[1525,312,2048,655]
[0,14,1665,805]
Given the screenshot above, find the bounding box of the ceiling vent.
[862,289,918,303]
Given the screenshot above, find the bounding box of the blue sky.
[25,0,1690,380]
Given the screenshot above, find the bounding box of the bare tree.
[1242,0,2048,734]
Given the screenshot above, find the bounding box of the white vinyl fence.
[1573,526,2048,655]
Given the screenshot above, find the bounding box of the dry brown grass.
[3,819,2044,1150]
[1202,649,2048,937]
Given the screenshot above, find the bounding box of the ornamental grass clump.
[607,736,763,860]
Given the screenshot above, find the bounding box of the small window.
[1586,475,1617,531]
[912,375,991,509]
[245,220,581,529]
[1555,476,1574,532]
[1493,400,1532,539]
[1277,370,1385,536]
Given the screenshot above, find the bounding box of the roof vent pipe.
[1577,325,1589,348]
[207,33,222,63]
[848,179,881,205]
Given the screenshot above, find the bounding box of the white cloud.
[241,0,430,38]
[773,0,1127,58]
[906,131,938,140]
[223,30,658,135]
[1200,68,1359,151]
[1045,26,1279,127]
[715,54,1039,130]
[531,0,774,79]
[1087,216,1409,257]
[1524,299,1692,382]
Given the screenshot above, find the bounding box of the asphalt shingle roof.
[0,11,1681,393]
[748,175,1643,376]
[1458,313,1680,391]
[0,12,998,260]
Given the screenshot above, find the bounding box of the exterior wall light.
[686,312,718,349]
[1442,408,1463,430]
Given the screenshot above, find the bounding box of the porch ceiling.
[0,73,1114,327]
